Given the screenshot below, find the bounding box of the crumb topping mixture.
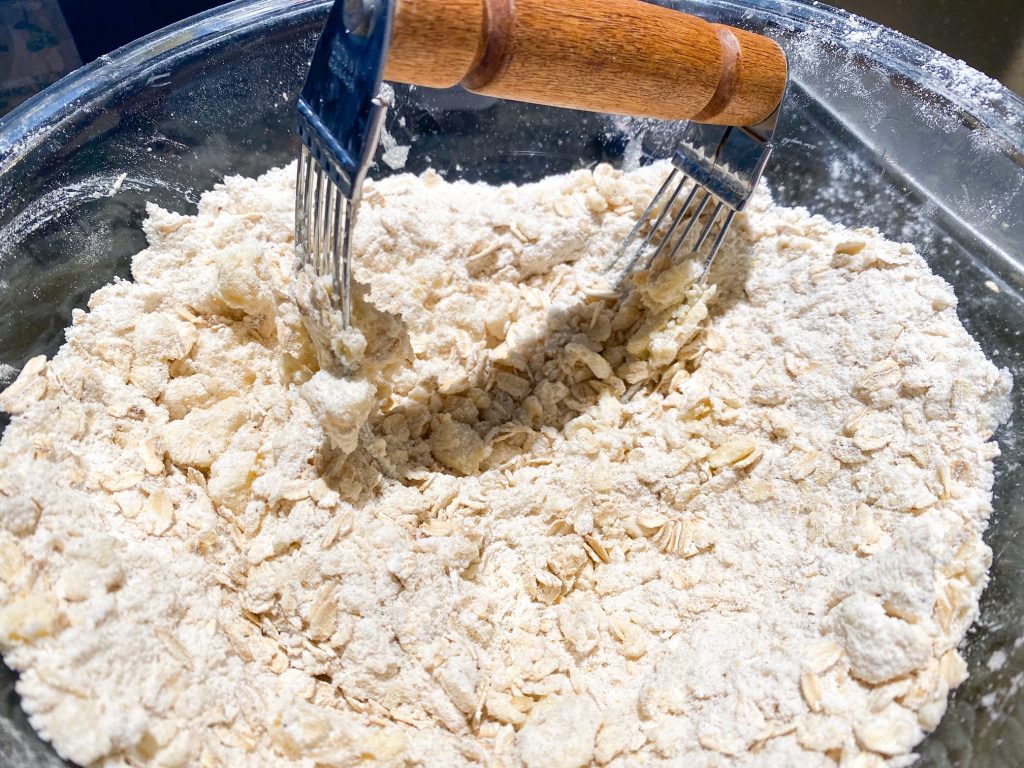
[0,163,1011,767]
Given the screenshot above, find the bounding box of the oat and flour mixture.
[0,163,1012,768]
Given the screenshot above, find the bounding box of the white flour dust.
[0,162,1012,768]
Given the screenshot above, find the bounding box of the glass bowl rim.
[1,0,1023,179]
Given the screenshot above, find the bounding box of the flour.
[0,161,1012,768]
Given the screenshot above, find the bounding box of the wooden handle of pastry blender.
[382,0,788,126]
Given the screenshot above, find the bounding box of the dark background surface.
[56,0,218,64]
[0,0,1022,120]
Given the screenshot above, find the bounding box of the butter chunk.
[300,371,374,455]
[429,415,487,476]
[162,396,248,468]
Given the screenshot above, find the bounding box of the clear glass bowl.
[1,1,1022,765]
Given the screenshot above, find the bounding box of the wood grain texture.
[694,25,788,124]
[465,0,724,120]
[384,0,485,88]
[384,0,787,125]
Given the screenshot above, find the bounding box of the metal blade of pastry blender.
[609,91,787,284]
[295,0,394,325]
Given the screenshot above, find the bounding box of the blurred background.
[1,0,1024,117]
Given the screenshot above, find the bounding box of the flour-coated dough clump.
[0,161,1012,768]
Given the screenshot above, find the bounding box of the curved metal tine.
[620,173,688,275]
[331,187,344,301]
[314,174,323,276]
[320,174,332,277]
[312,169,321,275]
[700,209,736,284]
[305,158,316,261]
[691,201,724,253]
[294,147,307,256]
[667,190,712,262]
[300,149,315,266]
[319,173,329,275]
[322,179,335,281]
[328,180,337,277]
[341,198,355,327]
[306,167,316,266]
[642,183,699,271]
[312,166,324,275]
[607,169,680,272]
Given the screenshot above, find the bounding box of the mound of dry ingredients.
[0,162,1013,768]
